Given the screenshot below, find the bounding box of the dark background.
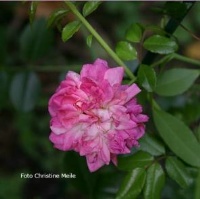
[0,1,200,199]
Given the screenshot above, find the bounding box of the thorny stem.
[65,1,136,82]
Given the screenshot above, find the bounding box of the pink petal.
[125,83,141,102]
[86,153,105,172]
[100,80,114,103]
[80,59,109,82]
[111,154,117,166]
[59,71,81,89]
[116,120,137,130]
[104,67,124,86]
[49,133,64,146]
[100,141,110,163]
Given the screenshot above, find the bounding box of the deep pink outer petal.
[125,83,141,102]
[86,153,105,172]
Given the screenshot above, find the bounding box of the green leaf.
[29,1,38,25]
[137,64,157,92]
[47,9,68,28]
[165,157,191,188]
[20,18,53,61]
[155,68,199,96]
[83,1,101,17]
[62,21,81,42]
[195,168,200,199]
[116,168,146,199]
[139,133,165,156]
[143,35,178,54]
[118,151,154,171]
[115,41,137,61]
[153,109,200,167]
[143,162,165,199]
[86,34,93,47]
[126,23,143,43]
[195,125,200,143]
[9,72,40,112]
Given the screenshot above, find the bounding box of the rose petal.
[104,67,124,86]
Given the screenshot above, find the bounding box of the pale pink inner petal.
[104,67,124,86]
[80,59,109,82]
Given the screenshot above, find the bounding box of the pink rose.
[49,59,148,172]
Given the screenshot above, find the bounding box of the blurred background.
[0,1,200,199]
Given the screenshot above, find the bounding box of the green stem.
[173,53,200,67]
[150,54,173,67]
[65,1,136,81]
[151,53,200,68]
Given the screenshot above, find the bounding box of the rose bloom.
[49,59,148,172]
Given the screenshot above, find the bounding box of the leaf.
[29,1,38,25]
[137,64,157,92]
[143,162,165,199]
[20,18,53,62]
[118,151,154,171]
[116,168,146,199]
[139,133,165,156]
[86,34,93,47]
[165,157,191,188]
[9,72,40,112]
[47,9,68,28]
[115,41,137,61]
[143,35,178,54]
[155,68,199,96]
[153,109,200,167]
[62,21,81,42]
[126,23,143,43]
[195,168,200,199]
[195,125,200,143]
[83,1,101,17]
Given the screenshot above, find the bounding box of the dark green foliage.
[20,18,53,62]
[9,72,40,112]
